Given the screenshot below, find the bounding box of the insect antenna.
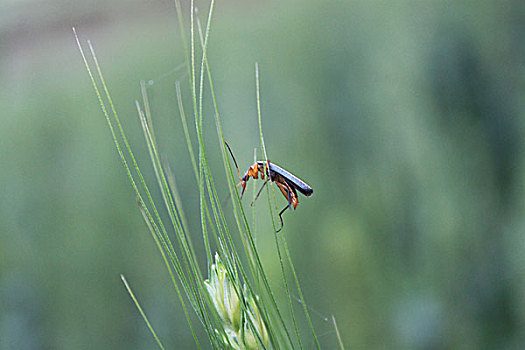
[221,141,244,207]
[224,141,243,182]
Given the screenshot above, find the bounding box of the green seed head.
[241,294,269,349]
[205,253,241,332]
[205,253,268,349]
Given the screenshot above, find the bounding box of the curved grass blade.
[121,275,168,350]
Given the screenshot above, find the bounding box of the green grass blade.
[193,18,295,349]
[121,275,168,350]
[137,202,203,349]
[255,62,303,349]
[332,315,346,350]
[74,28,216,347]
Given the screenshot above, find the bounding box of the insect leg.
[276,205,290,233]
[250,179,269,206]
[275,182,293,232]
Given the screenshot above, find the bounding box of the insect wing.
[268,163,313,196]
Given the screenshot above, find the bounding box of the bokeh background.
[2,0,525,349]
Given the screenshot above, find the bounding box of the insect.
[225,142,313,232]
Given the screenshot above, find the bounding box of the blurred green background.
[1,0,525,348]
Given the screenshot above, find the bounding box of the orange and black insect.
[225,142,313,232]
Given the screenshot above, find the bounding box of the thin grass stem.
[332,315,346,350]
[121,275,168,350]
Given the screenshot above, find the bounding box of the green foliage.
[74,1,326,348]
